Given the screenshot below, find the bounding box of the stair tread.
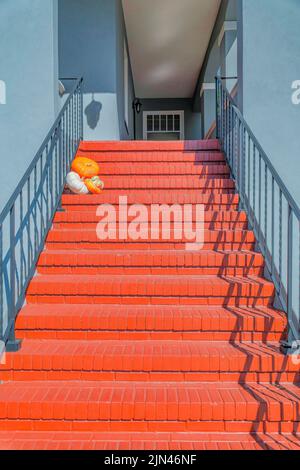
[0,432,299,450]
[1,339,297,373]
[16,304,286,333]
[0,381,299,424]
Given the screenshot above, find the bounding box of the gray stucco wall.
[238,0,300,205]
[194,0,237,137]
[0,0,58,211]
[136,99,201,141]
[58,0,135,141]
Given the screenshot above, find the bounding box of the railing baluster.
[20,190,24,295]
[271,176,275,276]
[287,205,293,330]
[264,163,268,255]
[40,155,44,240]
[253,145,256,230]
[9,205,16,329]
[27,177,31,275]
[0,224,3,339]
[34,164,38,255]
[247,134,251,214]
[259,154,262,244]
[279,189,283,289]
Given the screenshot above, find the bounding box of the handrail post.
[6,205,21,352]
[57,121,65,213]
[287,207,295,345]
[80,78,84,141]
[215,77,219,139]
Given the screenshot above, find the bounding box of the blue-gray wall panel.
[0,0,58,211]
[239,0,300,205]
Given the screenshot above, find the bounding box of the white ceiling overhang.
[122,0,221,99]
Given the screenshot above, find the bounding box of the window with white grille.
[143,111,184,140]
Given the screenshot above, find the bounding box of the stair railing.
[216,76,300,353]
[0,77,83,351]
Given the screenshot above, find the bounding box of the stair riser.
[96,173,235,185]
[46,243,256,250]
[37,267,264,276]
[91,164,229,175]
[26,296,273,306]
[62,205,240,213]
[15,330,283,342]
[62,193,239,205]
[46,231,254,242]
[1,370,296,383]
[38,253,264,270]
[1,356,292,374]
[77,152,225,163]
[53,222,249,230]
[54,210,247,224]
[0,421,296,434]
[79,140,221,152]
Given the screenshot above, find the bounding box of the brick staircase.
[0,140,299,450]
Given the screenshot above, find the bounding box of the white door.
[143,111,185,141]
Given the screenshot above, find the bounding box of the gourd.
[71,157,100,178]
[85,176,105,194]
[66,172,89,195]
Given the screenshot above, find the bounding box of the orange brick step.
[54,221,249,231]
[37,250,264,276]
[1,340,296,380]
[97,176,234,190]
[0,431,299,450]
[0,381,299,431]
[93,162,228,175]
[26,274,274,306]
[15,304,286,344]
[78,151,225,164]
[54,209,248,224]
[61,192,239,207]
[79,139,221,152]
[45,229,255,244]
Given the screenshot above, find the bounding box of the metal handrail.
[216,76,300,352]
[0,77,83,351]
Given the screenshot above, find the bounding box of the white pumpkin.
[66,172,89,195]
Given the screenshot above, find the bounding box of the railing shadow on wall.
[0,77,83,351]
[216,76,300,353]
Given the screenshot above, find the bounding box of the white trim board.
[218,21,237,47]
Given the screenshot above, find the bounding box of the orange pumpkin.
[85,176,105,194]
[71,157,99,178]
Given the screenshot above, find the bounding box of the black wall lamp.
[132,98,142,140]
